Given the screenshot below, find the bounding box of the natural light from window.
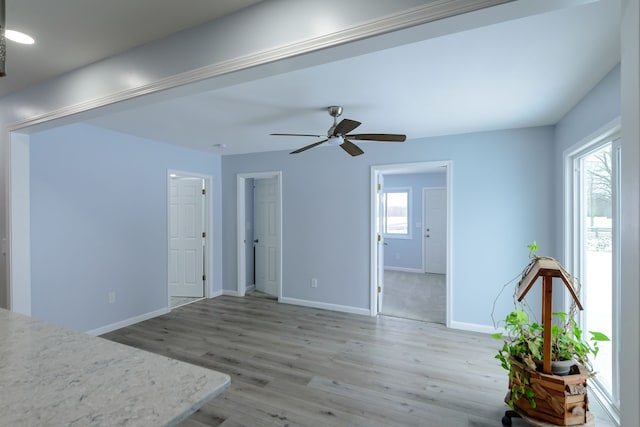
[569,135,620,411]
[383,190,409,236]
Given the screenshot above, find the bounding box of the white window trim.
[383,187,412,239]
[563,117,621,425]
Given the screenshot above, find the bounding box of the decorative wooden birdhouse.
[517,257,583,375]
[507,257,593,426]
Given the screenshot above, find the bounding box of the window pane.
[384,191,408,235]
[580,144,613,397]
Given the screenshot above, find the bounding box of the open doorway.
[236,171,282,300]
[370,161,452,326]
[167,171,209,309]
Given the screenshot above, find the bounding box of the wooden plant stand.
[502,258,592,426]
[505,359,591,425]
[502,408,595,427]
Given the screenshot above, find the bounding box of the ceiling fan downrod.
[327,106,343,136]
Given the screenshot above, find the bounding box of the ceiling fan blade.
[290,139,327,154]
[333,119,361,136]
[340,139,364,157]
[346,133,406,142]
[271,133,323,138]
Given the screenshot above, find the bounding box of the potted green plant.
[493,309,609,374]
[493,308,609,410]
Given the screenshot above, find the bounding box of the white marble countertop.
[0,308,230,426]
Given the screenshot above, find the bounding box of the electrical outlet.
[311,278,318,288]
[108,291,116,304]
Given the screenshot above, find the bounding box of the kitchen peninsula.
[0,308,230,426]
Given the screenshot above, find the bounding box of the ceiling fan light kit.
[271,106,406,157]
[326,135,344,146]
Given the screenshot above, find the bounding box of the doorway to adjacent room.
[236,171,283,300]
[167,171,210,309]
[371,161,451,325]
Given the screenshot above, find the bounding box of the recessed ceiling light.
[5,30,35,45]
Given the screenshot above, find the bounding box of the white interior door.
[423,188,446,274]
[254,177,279,297]
[376,174,385,313]
[169,177,205,298]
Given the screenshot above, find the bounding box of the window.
[567,130,620,415]
[383,188,411,238]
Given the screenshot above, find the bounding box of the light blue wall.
[555,64,620,155]
[0,0,443,311]
[222,126,554,327]
[29,123,222,331]
[383,172,446,270]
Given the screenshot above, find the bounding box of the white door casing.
[376,173,385,313]
[423,188,447,274]
[253,177,280,297]
[169,177,205,298]
[371,161,452,326]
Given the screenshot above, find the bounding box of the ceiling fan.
[270,106,406,156]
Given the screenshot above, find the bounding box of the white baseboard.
[245,284,256,293]
[384,266,424,273]
[86,307,170,336]
[280,297,370,316]
[449,320,502,335]
[210,289,223,298]
[222,290,240,297]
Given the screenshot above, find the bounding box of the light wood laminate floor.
[102,296,614,426]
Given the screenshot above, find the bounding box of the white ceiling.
[0,0,263,97]
[83,0,621,156]
[13,1,621,156]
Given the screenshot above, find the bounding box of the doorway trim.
[167,169,213,309]
[370,161,452,327]
[236,171,283,299]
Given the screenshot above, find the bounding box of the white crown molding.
[9,0,509,132]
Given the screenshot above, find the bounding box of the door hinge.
[202,275,206,281]
[377,234,381,242]
[202,188,206,195]
[377,286,381,293]
[202,232,206,238]
[377,183,382,191]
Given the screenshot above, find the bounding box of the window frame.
[564,123,621,422]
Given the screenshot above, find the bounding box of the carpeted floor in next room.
[381,270,446,324]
